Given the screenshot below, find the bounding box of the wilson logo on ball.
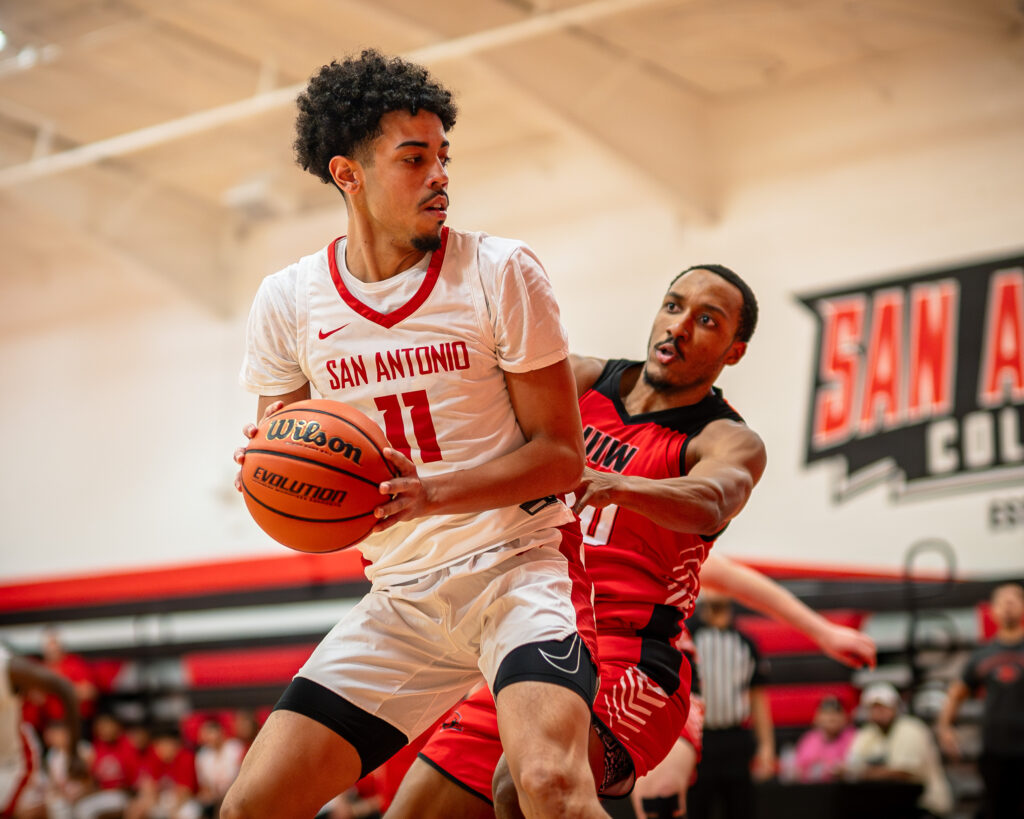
[266,418,363,463]
[241,399,396,554]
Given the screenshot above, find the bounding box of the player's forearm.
[702,555,829,642]
[936,681,968,731]
[424,434,583,515]
[606,471,752,534]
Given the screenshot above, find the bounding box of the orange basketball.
[240,399,396,553]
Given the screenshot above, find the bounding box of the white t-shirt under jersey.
[240,227,575,584]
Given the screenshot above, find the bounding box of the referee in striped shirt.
[688,591,775,819]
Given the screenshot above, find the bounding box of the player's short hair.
[294,49,458,186]
[671,264,759,343]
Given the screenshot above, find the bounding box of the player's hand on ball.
[233,401,284,492]
[571,467,618,515]
[372,448,434,532]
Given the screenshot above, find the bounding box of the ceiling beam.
[0,0,670,189]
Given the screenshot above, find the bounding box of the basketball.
[240,399,396,553]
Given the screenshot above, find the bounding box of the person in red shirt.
[73,712,139,818]
[40,627,98,726]
[383,266,875,819]
[128,728,200,819]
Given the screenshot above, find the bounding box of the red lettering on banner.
[908,281,957,421]
[860,290,904,434]
[979,268,1024,406]
[812,296,865,448]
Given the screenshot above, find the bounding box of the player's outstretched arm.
[572,419,766,535]
[701,552,877,669]
[373,357,584,528]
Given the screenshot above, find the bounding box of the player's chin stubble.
[411,231,442,253]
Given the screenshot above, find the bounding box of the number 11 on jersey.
[566,494,620,546]
[374,390,443,463]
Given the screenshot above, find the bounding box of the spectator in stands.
[194,718,245,817]
[75,710,140,819]
[845,682,952,818]
[936,581,1024,819]
[1,643,86,819]
[42,719,91,818]
[230,712,258,754]
[687,592,774,819]
[40,626,99,730]
[128,728,200,819]
[787,694,855,782]
[126,723,153,760]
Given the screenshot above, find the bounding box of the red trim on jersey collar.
[328,227,448,329]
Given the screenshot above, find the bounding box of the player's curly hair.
[294,50,458,186]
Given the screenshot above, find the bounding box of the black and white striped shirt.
[691,622,769,730]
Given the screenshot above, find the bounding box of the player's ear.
[724,340,747,366]
[328,155,361,195]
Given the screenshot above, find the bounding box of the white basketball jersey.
[241,227,575,583]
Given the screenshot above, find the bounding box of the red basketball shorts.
[418,628,694,800]
[418,688,503,804]
[590,628,693,783]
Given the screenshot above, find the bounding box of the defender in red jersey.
[392,263,763,816]
[383,266,877,819]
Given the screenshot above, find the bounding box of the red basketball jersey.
[577,359,744,630]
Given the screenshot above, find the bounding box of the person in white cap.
[844,682,952,818]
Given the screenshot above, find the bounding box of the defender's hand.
[570,467,618,515]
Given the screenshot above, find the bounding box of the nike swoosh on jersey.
[538,634,582,675]
[318,324,350,340]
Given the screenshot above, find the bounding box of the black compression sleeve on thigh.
[274,676,407,778]
[492,633,597,704]
[640,795,683,819]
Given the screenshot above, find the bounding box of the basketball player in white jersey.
[0,644,85,818]
[225,51,604,819]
